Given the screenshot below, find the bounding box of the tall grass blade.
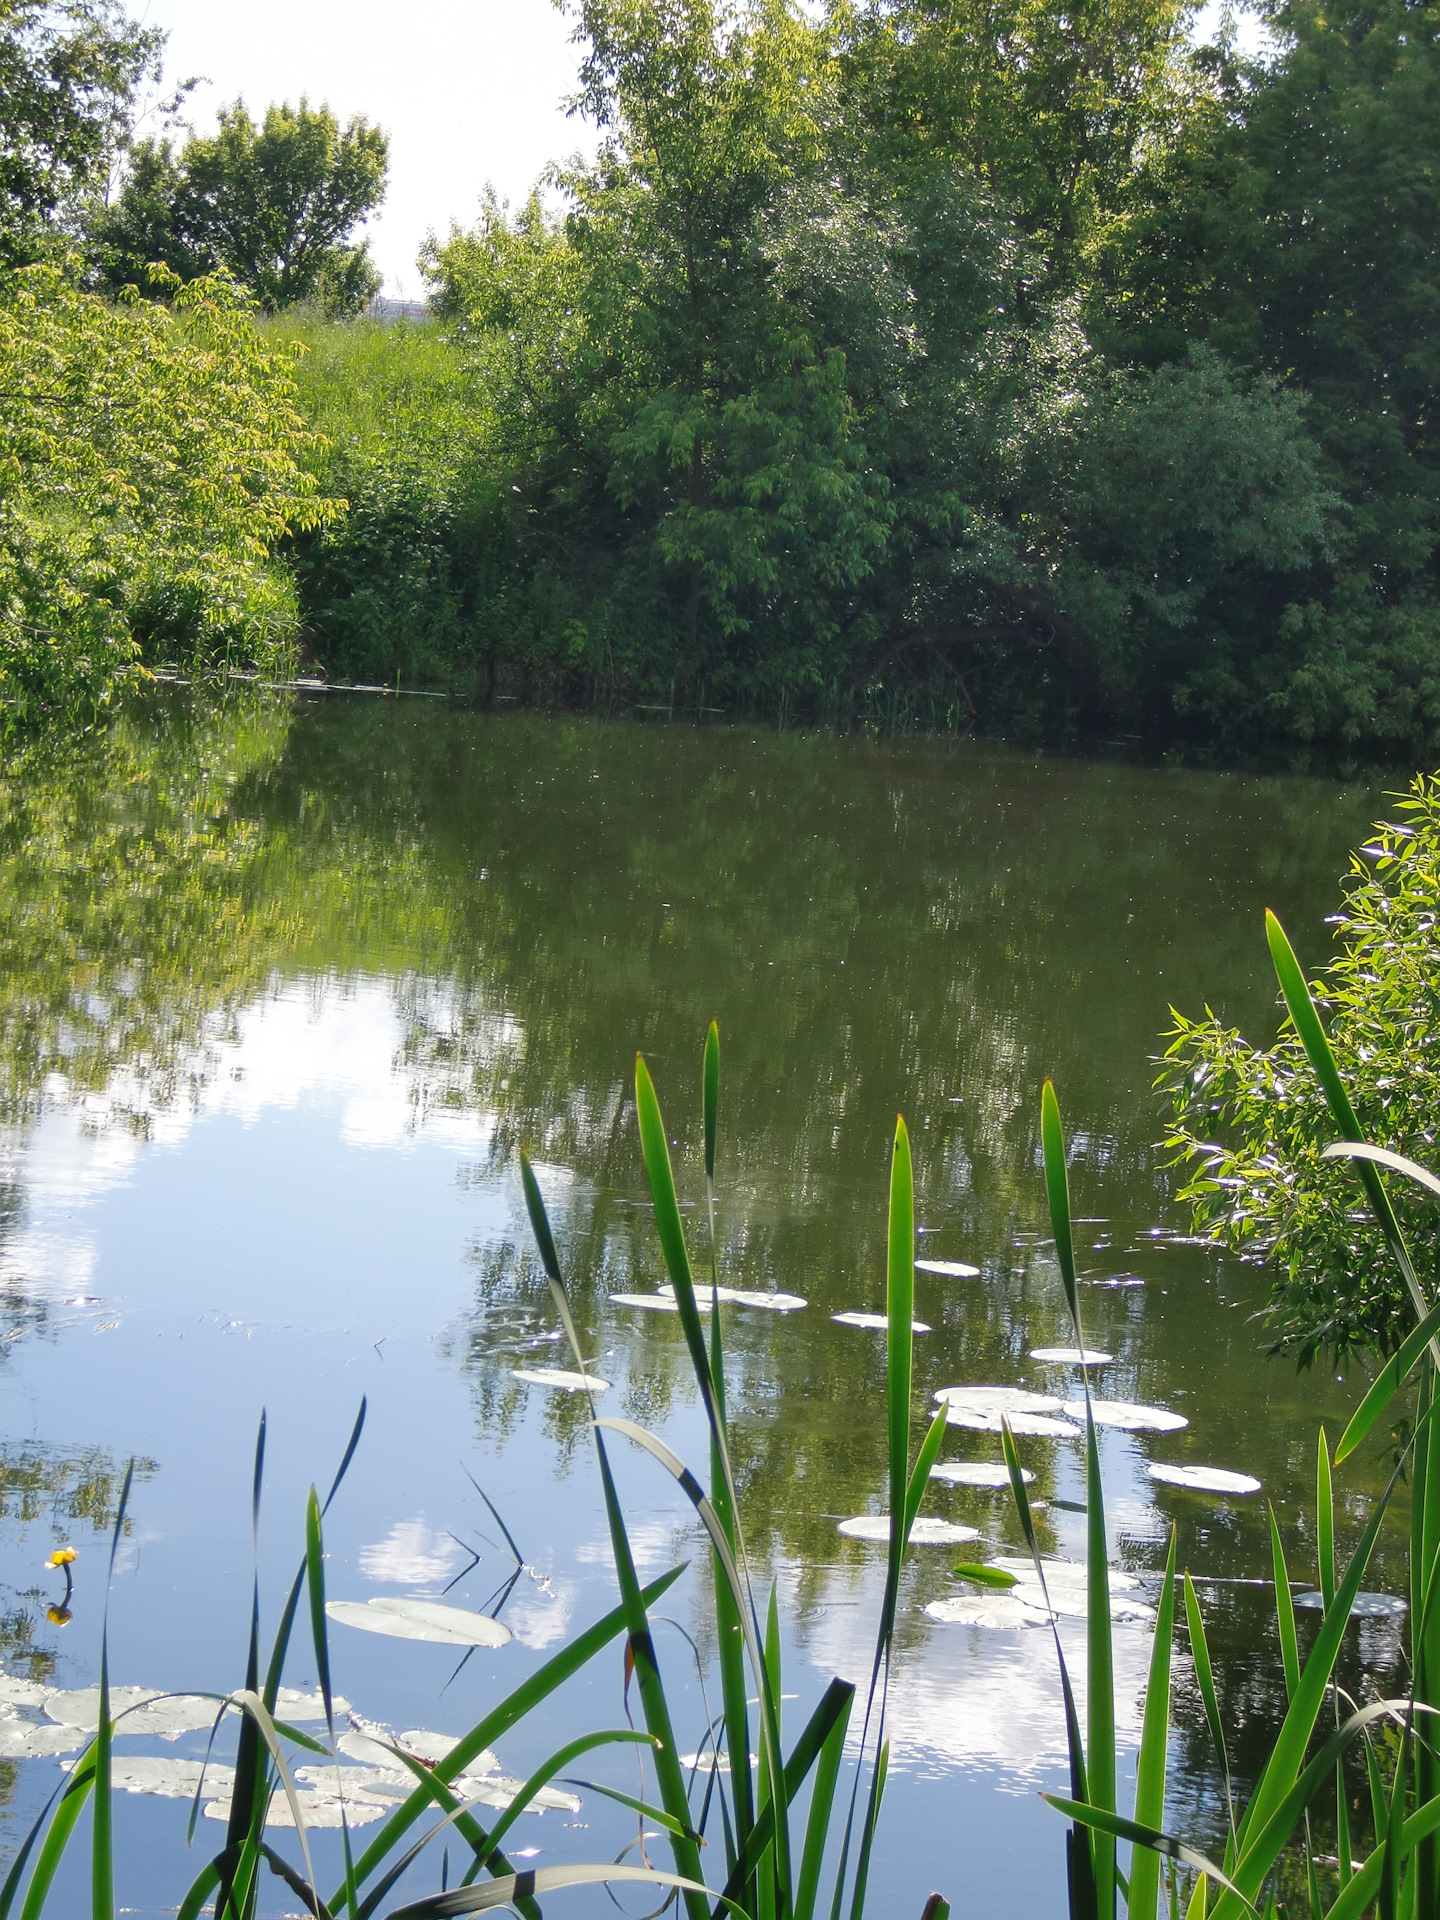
[1004,1417,1095,1920]
[1183,1576,1235,1853]
[1265,911,1432,1336]
[1040,1803,1252,1915]
[1335,1295,1440,1462]
[1317,1433,1335,1611]
[1268,1504,1300,1702]
[1130,1529,1178,1920]
[93,1457,134,1920]
[704,1021,719,1189]
[794,1689,853,1920]
[382,1862,750,1919]
[1042,1084,1113,1919]
[335,1569,684,1905]
[305,1489,335,1733]
[16,1752,96,1920]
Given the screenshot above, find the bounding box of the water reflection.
[0,690,1409,1908]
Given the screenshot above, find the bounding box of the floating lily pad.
[837,1515,980,1544]
[1011,1581,1156,1624]
[832,1312,931,1332]
[1147,1463,1261,1495]
[945,1407,1081,1437]
[464,1773,582,1813]
[1062,1399,1187,1432]
[0,1720,86,1757]
[1030,1348,1113,1366]
[510,1367,610,1392]
[275,1687,353,1722]
[935,1386,1064,1413]
[989,1556,1142,1593]
[325,1598,513,1647]
[0,1674,52,1709]
[1292,1590,1408,1618]
[607,1292,689,1312]
[659,1284,807,1312]
[924,1594,1048,1629]
[914,1260,981,1278]
[103,1756,236,1799]
[204,1788,393,1828]
[929,1461,1033,1487]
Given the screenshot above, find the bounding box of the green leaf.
[951,1564,1019,1589]
[381,1862,749,1919]
[1335,1292,1440,1462]
[1129,1528,1178,1920]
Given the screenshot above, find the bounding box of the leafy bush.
[1159,771,1440,1366]
[0,263,342,721]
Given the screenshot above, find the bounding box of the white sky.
[131,0,596,296]
[131,0,1257,300]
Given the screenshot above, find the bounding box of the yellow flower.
[46,1548,76,1568]
[46,1605,72,1627]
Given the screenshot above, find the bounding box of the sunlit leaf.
[923,1594,1049,1628]
[833,1311,931,1333]
[1060,1400,1187,1432]
[929,1461,1033,1487]
[914,1260,981,1278]
[1147,1464,1261,1495]
[1030,1348,1113,1366]
[324,1599,513,1647]
[510,1367,610,1392]
[1291,1590,1407,1617]
[837,1515,980,1544]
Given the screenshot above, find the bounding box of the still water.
[0,692,1406,1914]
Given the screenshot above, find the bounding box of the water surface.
[0,695,1400,1914]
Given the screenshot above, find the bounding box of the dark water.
[0,693,1405,1914]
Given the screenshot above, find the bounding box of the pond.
[0,691,1404,1916]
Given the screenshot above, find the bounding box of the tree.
[1161,773,1440,1366]
[831,0,1205,282]
[96,98,388,312]
[0,0,165,263]
[0,261,343,717]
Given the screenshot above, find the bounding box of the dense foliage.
[0,0,163,264]
[94,99,388,313]
[0,262,341,718]
[285,0,1437,760]
[1160,772,1440,1365]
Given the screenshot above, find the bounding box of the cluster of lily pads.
[0,1672,578,1829]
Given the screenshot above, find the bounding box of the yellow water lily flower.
[46,1606,71,1627]
[46,1548,76,1568]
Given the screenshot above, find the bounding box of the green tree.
[97,98,388,312]
[0,0,165,263]
[1161,772,1440,1367]
[0,261,342,718]
[832,0,1204,281]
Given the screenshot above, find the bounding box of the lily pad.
[1061,1399,1188,1432]
[463,1773,582,1813]
[924,1594,1048,1629]
[989,1556,1142,1593]
[935,1386,1063,1414]
[1292,1590,1408,1618]
[945,1408,1081,1437]
[914,1260,981,1278]
[1030,1348,1113,1366]
[0,1674,52,1709]
[325,1598,513,1647]
[930,1461,1033,1487]
[511,1367,610,1392]
[104,1756,236,1799]
[275,1686,354,1722]
[0,1720,86,1757]
[607,1292,690,1312]
[659,1284,807,1312]
[837,1515,980,1544]
[1011,1581,1155,1624]
[1147,1463,1261,1495]
[832,1312,931,1333]
[204,1788,394,1828]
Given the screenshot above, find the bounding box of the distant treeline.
[2,0,1437,762]
[282,0,1440,763]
